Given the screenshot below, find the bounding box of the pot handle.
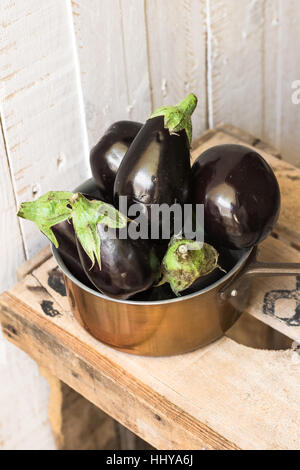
[219,247,300,300]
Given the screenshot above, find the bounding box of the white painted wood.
[0,0,89,450]
[145,0,208,138]
[0,0,89,259]
[0,333,56,450]
[72,0,151,149]
[263,0,300,167]
[0,117,25,292]
[119,0,152,121]
[206,0,300,167]
[207,0,264,136]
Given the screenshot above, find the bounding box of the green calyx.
[70,193,127,268]
[160,237,220,295]
[17,191,73,247]
[17,191,128,269]
[150,93,197,145]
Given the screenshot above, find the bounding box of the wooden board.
[145,0,207,137]
[0,0,90,259]
[207,0,300,168]
[1,125,300,450]
[72,0,152,149]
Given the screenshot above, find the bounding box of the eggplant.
[114,94,197,232]
[76,225,160,299]
[68,193,160,299]
[191,144,281,250]
[159,237,223,296]
[90,121,143,202]
[17,191,103,288]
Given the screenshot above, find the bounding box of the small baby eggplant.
[71,194,160,299]
[51,219,93,287]
[17,191,101,288]
[76,225,160,299]
[114,94,197,231]
[90,121,143,202]
[160,237,223,296]
[192,144,281,249]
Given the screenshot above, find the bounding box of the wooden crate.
[1,125,300,450]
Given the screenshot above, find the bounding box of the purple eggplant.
[90,121,143,202]
[51,220,93,287]
[68,193,159,299]
[160,238,223,296]
[192,144,281,249]
[114,94,197,231]
[76,224,160,299]
[17,191,102,288]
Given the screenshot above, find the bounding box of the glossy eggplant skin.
[90,121,143,202]
[114,116,191,225]
[52,190,103,288]
[76,225,160,299]
[52,220,93,288]
[192,144,281,249]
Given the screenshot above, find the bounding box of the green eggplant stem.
[17,191,73,247]
[160,237,220,296]
[177,93,198,116]
[150,93,198,145]
[17,191,127,269]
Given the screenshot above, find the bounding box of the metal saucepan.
[52,179,300,356]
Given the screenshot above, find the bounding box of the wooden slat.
[0,0,90,259]
[39,366,118,450]
[0,115,25,292]
[206,0,264,136]
[145,0,207,137]
[263,0,300,167]
[72,0,151,149]
[17,245,51,282]
[191,127,300,248]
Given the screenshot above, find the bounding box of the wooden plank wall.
[0,0,300,450]
[0,0,89,449]
[72,0,300,169]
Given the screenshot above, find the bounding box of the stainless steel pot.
[52,179,300,356]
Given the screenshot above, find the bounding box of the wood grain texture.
[0,0,89,259]
[72,0,151,148]
[145,0,207,137]
[0,115,25,292]
[0,0,89,450]
[39,367,118,450]
[207,0,264,135]
[262,0,300,167]
[207,0,300,167]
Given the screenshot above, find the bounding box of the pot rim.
[52,244,253,306]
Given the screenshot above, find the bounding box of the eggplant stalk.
[17,191,73,247]
[160,237,221,295]
[150,93,197,145]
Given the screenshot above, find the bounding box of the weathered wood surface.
[39,366,118,450]
[205,0,300,168]
[72,0,208,149]
[72,0,152,149]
